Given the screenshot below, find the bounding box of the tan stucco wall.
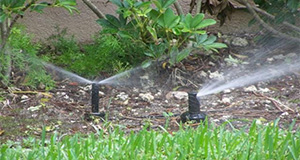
[18,0,255,42]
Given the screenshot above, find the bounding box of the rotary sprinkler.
[180,92,206,123]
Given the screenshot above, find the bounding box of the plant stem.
[82,0,106,19]
[174,1,184,15]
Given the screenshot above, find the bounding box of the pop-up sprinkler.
[91,83,105,117]
[180,92,206,123]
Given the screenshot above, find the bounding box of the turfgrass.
[1,119,299,159]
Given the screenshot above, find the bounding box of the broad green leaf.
[202,36,217,45]
[96,16,119,30]
[172,28,181,35]
[3,0,26,8]
[205,43,227,49]
[109,0,123,7]
[153,0,162,10]
[196,34,208,44]
[123,10,132,18]
[144,52,156,58]
[118,14,127,27]
[118,31,132,39]
[183,14,192,30]
[0,13,7,23]
[194,30,206,34]
[58,0,76,6]
[146,26,157,40]
[31,2,50,13]
[175,49,191,63]
[106,14,121,28]
[195,19,216,29]
[134,1,151,8]
[149,9,160,22]
[164,9,180,28]
[158,8,180,29]
[154,0,176,9]
[191,14,205,28]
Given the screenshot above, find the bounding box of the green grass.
[1,119,299,159]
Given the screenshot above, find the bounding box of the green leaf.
[195,19,216,29]
[196,34,208,44]
[134,1,151,8]
[205,43,227,49]
[96,15,120,30]
[191,14,205,28]
[110,0,123,7]
[149,9,160,21]
[158,8,180,29]
[58,0,76,6]
[202,36,217,45]
[153,0,176,10]
[31,2,50,13]
[175,49,191,63]
[172,28,181,35]
[194,30,206,34]
[106,14,122,28]
[183,14,193,30]
[146,26,157,40]
[153,0,162,10]
[0,13,7,23]
[118,31,132,39]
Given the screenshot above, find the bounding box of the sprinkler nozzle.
[180,92,206,123]
[91,83,106,118]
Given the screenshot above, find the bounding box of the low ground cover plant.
[1,119,299,159]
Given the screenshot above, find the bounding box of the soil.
[1,35,300,143]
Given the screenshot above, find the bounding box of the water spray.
[180,92,206,123]
[90,83,105,117]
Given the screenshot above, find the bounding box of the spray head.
[91,83,105,117]
[180,92,206,123]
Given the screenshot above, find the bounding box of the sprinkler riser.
[90,83,106,118]
[91,83,99,113]
[180,92,206,123]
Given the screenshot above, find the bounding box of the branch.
[1,1,35,48]
[253,7,300,33]
[174,1,184,15]
[82,0,106,19]
[196,0,202,13]
[236,0,300,42]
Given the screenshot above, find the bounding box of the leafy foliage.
[0,27,55,89]
[97,0,227,66]
[0,0,77,22]
[0,0,77,87]
[43,28,147,78]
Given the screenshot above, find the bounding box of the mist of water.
[43,62,93,84]
[97,67,143,86]
[43,61,161,88]
[197,39,300,97]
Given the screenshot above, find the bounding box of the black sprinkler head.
[91,83,105,117]
[180,92,206,123]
